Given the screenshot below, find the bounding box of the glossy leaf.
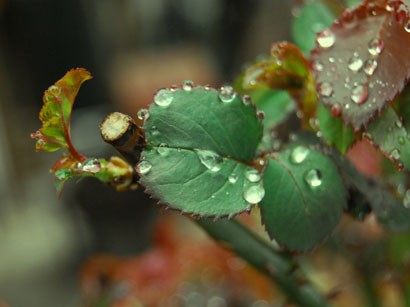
[311,0,410,129]
[366,106,410,170]
[292,2,336,54]
[261,146,346,251]
[138,85,263,217]
[31,68,92,161]
[317,104,356,153]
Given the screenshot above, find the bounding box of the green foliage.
[138,85,263,217]
[261,145,345,251]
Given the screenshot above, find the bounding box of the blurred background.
[0,1,293,306]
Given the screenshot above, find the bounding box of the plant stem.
[196,219,329,307]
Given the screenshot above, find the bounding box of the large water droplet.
[404,189,410,208]
[183,80,194,91]
[318,82,334,97]
[245,169,261,182]
[389,148,401,160]
[137,108,150,120]
[290,146,310,164]
[243,184,265,204]
[316,29,335,48]
[351,84,369,105]
[368,38,384,56]
[137,160,152,175]
[348,56,363,72]
[304,169,322,188]
[154,89,174,107]
[219,85,236,103]
[196,150,223,172]
[363,59,378,76]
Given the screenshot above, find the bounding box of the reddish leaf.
[31,68,92,161]
[311,0,410,130]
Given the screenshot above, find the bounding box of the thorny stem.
[197,219,329,307]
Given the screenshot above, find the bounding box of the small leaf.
[366,106,410,170]
[261,146,346,251]
[317,104,356,153]
[292,2,337,54]
[311,1,410,129]
[241,42,317,125]
[31,68,92,160]
[138,85,263,217]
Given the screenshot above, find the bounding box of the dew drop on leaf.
[243,184,265,204]
[351,84,369,104]
[196,149,223,172]
[182,80,194,91]
[389,148,401,160]
[137,108,150,120]
[154,89,174,107]
[257,110,265,119]
[363,59,378,76]
[219,85,236,103]
[157,143,169,156]
[399,136,406,145]
[316,28,336,48]
[137,160,152,175]
[404,190,410,208]
[245,169,261,182]
[318,82,334,97]
[290,146,310,164]
[368,37,384,56]
[304,169,322,188]
[348,56,363,72]
[228,174,238,184]
[396,119,403,128]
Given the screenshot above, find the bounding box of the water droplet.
[157,143,168,155]
[399,136,406,145]
[396,119,403,128]
[331,103,342,116]
[245,169,261,182]
[257,111,265,119]
[290,146,309,164]
[386,2,394,12]
[304,169,322,188]
[405,20,410,32]
[318,82,333,97]
[219,85,236,103]
[316,29,335,48]
[137,160,152,175]
[348,56,363,72]
[363,59,378,75]
[404,189,410,208]
[196,150,223,172]
[154,89,173,107]
[242,95,252,105]
[183,80,194,91]
[243,184,265,204]
[312,60,324,72]
[137,108,149,120]
[228,174,238,184]
[390,148,401,160]
[368,38,384,56]
[82,159,101,173]
[329,57,335,63]
[351,84,369,105]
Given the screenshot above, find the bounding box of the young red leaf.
[311,0,410,130]
[31,68,92,161]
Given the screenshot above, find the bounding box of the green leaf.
[366,106,410,170]
[261,146,346,251]
[317,104,356,153]
[138,85,264,217]
[330,152,410,232]
[31,68,92,160]
[291,2,336,55]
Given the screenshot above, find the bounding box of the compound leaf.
[261,145,346,251]
[138,85,264,217]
